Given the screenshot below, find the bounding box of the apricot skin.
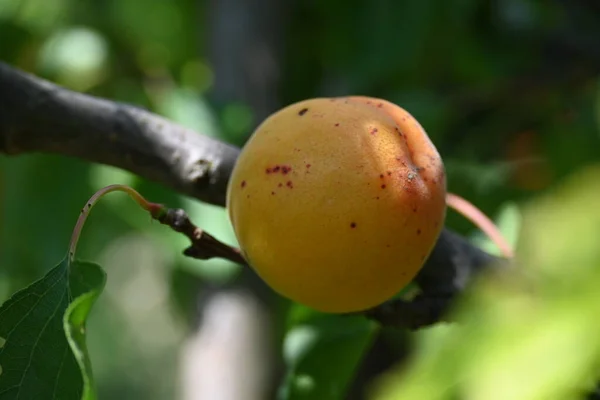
[226,97,447,313]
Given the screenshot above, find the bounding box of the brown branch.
[0,62,240,207]
[154,207,247,265]
[0,62,504,330]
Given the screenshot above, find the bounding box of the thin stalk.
[446,192,514,259]
[68,184,165,264]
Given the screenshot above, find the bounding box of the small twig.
[153,208,248,266]
[70,184,248,271]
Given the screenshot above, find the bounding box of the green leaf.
[279,309,378,400]
[372,165,600,400]
[0,259,105,400]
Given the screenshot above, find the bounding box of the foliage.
[0,259,104,400]
[281,310,378,400]
[373,166,600,400]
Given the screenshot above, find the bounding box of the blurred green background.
[1,0,600,399]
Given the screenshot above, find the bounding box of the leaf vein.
[51,340,69,400]
[0,269,63,327]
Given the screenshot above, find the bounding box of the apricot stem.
[445,193,514,259]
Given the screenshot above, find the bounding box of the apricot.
[226,96,447,313]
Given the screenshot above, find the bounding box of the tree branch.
[0,62,239,207]
[367,230,505,330]
[0,62,503,329]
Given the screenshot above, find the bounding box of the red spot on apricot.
[412,207,418,213]
[379,174,384,179]
[334,123,340,127]
[306,164,311,169]
[370,128,378,135]
[241,180,246,188]
[278,183,283,187]
[417,229,421,235]
[381,184,386,189]
[267,164,292,175]
[271,191,276,195]
[286,181,293,188]
[377,103,383,108]
[298,108,308,116]
[387,171,392,176]
[350,222,357,228]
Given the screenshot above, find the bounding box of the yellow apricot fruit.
[226,96,447,313]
